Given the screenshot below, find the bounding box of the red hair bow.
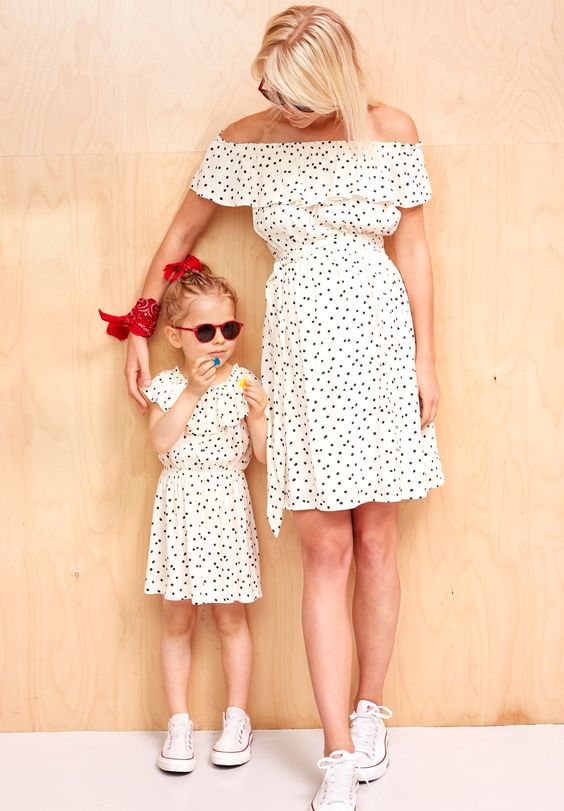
[163,254,203,282]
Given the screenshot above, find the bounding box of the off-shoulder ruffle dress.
[190,134,445,538]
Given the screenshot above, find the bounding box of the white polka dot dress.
[190,133,445,537]
[140,364,262,604]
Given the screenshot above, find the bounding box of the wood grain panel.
[0,149,317,731]
[1,142,563,731]
[2,1,563,156]
[384,144,564,725]
[365,0,564,145]
[1,0,564,733]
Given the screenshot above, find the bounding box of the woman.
[101,5,445,809]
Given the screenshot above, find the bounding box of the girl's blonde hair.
[162,263,238,327]
[251,5,373,142]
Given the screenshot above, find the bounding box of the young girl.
[139,255,268,773]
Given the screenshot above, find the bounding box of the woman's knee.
[162,599,198,636]
[302,537,353,576]
[352,503,399,570]
[294,510,354,577]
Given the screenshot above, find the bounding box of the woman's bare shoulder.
[368,104,420,143]
[220,111,276,144]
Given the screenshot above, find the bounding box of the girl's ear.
[164,325,182,349]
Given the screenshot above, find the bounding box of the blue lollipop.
[213,357,221,366]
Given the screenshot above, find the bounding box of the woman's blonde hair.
[251,5,373,142]
[162,263,238,327]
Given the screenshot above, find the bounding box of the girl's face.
[166,294,239,367]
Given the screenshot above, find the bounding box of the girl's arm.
[389,205,441,429]
[126,191,218,413]
[147,388,201,455]
[247,414,268,464]
[242,379,269,464]
[145,357,220,454]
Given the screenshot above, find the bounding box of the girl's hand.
[184,356,218,398]
[416,356,440,429]
[242,380,269,419]
[127,334,152,414]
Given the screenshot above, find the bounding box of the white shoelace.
[220,712,248,748]
[316,752,367,806]
[349,704,393,754]
[166,719,192,753]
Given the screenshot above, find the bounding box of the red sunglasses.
[173,320,244,343]
[258,78,314,114]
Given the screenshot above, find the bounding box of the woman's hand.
[126,334,152,414]
[242,379,269,420]
[184,356,219,399]
[416,356,440,429]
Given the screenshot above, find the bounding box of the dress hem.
[280,476,445,516]
[144,590,263,605]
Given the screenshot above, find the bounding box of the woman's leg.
[351,502,400,705]
[292,508,355,756]
[211,602,252,710]
[161,598,199,715]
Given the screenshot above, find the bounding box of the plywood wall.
[1,0,563,732]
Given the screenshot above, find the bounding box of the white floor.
[2,725,563,811]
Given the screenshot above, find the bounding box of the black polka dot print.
[140,364,262,604]
[190,134,445,537]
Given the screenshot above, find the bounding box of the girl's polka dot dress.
[190,133,445,538]
[140,364,262,604]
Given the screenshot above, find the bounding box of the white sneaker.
[311,750,361,811]
[350,701,392,781]
[158,712,196,773]
[211,706,253,766]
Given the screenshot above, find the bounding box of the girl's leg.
[292,508,355,756]
[351,502,400,705]
[161,598,199,715]
[211,602,252,710]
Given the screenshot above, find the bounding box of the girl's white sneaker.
[157,712,196,773]
[211,706,253,766]
[350,701,392,781]
[311,750,361,811]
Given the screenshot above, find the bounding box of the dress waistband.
[161,467,246,477]
[273,233,385,267]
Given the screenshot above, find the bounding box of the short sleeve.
[189,135,253,207]
[387,142,432,208]
[139,368,187,412]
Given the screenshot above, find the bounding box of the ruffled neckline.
[190,132,431,210]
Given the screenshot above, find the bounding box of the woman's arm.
[127,112,269,413]
[390,206,440,428]
[139,191,217,304]
[126,191,218,413]
[373,106,441,429]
